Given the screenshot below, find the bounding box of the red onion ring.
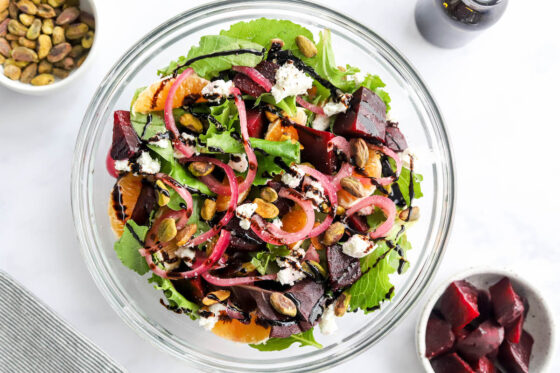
[198,174,231,195]
[202,271,277,286]
[143,230,232,279]
[304,245,320,262]
[106,149,119,178]
[164,68,196,158]
[328,136,351,160]
[156,173,193,220]
[330,162,354,191]
[139,209,189,256]
[250,188,315,245]
[298,165,338,237]
[232,66,272,92]
[345,195,396,239]
[368,144,403,186]
[296,96,325,115]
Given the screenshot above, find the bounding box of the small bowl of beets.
[416,268,555,373]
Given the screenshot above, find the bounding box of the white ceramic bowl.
[0,0,98,95]
[416,267,555,372]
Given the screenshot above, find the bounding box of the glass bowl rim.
[71,0,456,371]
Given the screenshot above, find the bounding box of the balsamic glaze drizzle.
[141,113,153,139]
[172,48,266,77]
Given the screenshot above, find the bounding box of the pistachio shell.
[36,3,56,18]
[30,72,54,85]
[37,58,51,73]
[79,10,94,29]
[0,36,10,57]
[11,46,38,62]
[17,36,35,48]
[25,18,41,39]
[46,40,68,62]
[41,17,53,33]
[3,63,21,79]
[51,25,63,44]
[8,20,28,36]
[16,0,38,15]
[65,21,87,39]
[55,5,78,25]
[36,33,51,59]
[19,13,35,26]
[19,61,36,83]
[80,29,92,48]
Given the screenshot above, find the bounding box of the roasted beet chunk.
[425,315,455,359]
[246,108,265,138]
[477,289,493,322]
[346,214,369,233]
[233,61,278,98]
[130,179,157,226]
[499,330,534,373]
[489,277,524,327]
[326,244,361,292]
[111,110,140,160]
[333,87,387,141]
[471,356,496,373]
[505,315,524,344]
[439,280,480,332]
[430,353,475,373]
[294,124,337,174]
[384,122,408,152]
[456,320,504,360]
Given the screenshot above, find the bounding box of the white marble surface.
[1,0,559,372]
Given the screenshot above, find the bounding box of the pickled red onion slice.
[298,165,338,237]
[202,271,276,286]
[345,195,396,239]
[296,96,325,115]
[232,66,272,92]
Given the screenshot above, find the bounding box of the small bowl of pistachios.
[0,0,97,95]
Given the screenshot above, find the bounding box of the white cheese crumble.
[199,303,227,331]
[311,114,330,131]
[228,153,248,173]
[303,176,325,206]
[201,80,233,102]
[175,246,196,260]
[236,203,258,230]
[281,166,305,188]
[148,139,169,148]
[239,219,251,230]
[322,101,348,117]
[137,151,161,174]
[271,218,283,229]
[319,304,338,335]
[181,132,196,143]
[114,160,130,172]
[342,234,374,258]
[276,248,306,286]
[270,61,313,103]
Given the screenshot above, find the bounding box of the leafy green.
[359,74,391,112]
[250,244,291,275]
[258,94,297,117]
[209,99,238,130]
[249,328,322,351]
[114,220,150,275]
[148,274,200,319]
[395,167,423,206]
[159,35,264,79]
[220,18,315,57]
[165,160,214,197]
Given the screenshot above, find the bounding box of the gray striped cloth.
[0,271,126,373]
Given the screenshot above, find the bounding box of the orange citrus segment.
[108,174,143,237]
[212,313,271,344]
[281,204,308,233]
[132,74,209,114]
[215,176,248,212]
[265,119,299,143]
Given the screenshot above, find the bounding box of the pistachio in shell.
[16,0,38,15]
[41,18,53,34]
[19,61,37,83]
[36,33,51,59]
[11,46,38,62]
[51,25,64,44]
[36,3,56,18]
[65,22,87,40]
[46,40,69,62]
[0,36,10,57]
[3,64,21,80]
[55,6,78,25]
[18,36,35,48]
[8,19,28,36]
[26,18,41,39]
[52,66,68,78]
[30,72,54,85]
[19,13,35,26]
[80,29,92,48]
[79,11,94,29]
[37,58,51,73]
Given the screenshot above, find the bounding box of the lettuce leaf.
[158,35,264,79]
[114,220,149,275]
[148,274,200,320]
[395,167,423,206]
[258,94,297,117]
[250,244,291,275]
[249,328,322,351]
[359,74,391,112]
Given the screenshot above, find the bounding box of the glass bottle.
[415,0,508,48]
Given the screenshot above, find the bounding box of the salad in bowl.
[106,18,423,350]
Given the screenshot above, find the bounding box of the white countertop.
[1,0,559,371]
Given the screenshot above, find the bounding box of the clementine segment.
[108,174,143,237]
[211,314,271,344]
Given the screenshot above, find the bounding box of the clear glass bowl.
[71,1,455,371]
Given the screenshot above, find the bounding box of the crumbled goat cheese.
[319,304,338,335]
[149,139,169,148]
[342,234,374,258]
[270,61,313,103]
[272,218,283,229]
[137,151,161,174]
[304,176,325,206]
[312,114,330,131]
[175,246,196,260]
[322,101,348,117]
[114,160,130,172]
[228,153,248,173]
[276,248,306,286]
[201,80,233,102]
[281,166,305,188]
[236,203,257,230]
[199,303,227,331]
[239,219,251,230]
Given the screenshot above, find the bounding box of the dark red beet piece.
[333,87,387,141]
[384,122,408,152]
[505,315,524,344]
[455,327,470,343]
[477,289,493,322]
[286,280,326,331]
[439,280,480,332]
[456,320,504,360]
[173,277,206,303]
[326,244,361,292]
[471,356,496,373]
[431,353,475,373]
[425,315,455,359]
[347,214,369,233]
[130,179,157,226]
[294,124,337,174]
[489,277,524,327]
[233,61,278,98]
[246,108,265,138]
[499,330,534,373]
[111,110,140,160]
